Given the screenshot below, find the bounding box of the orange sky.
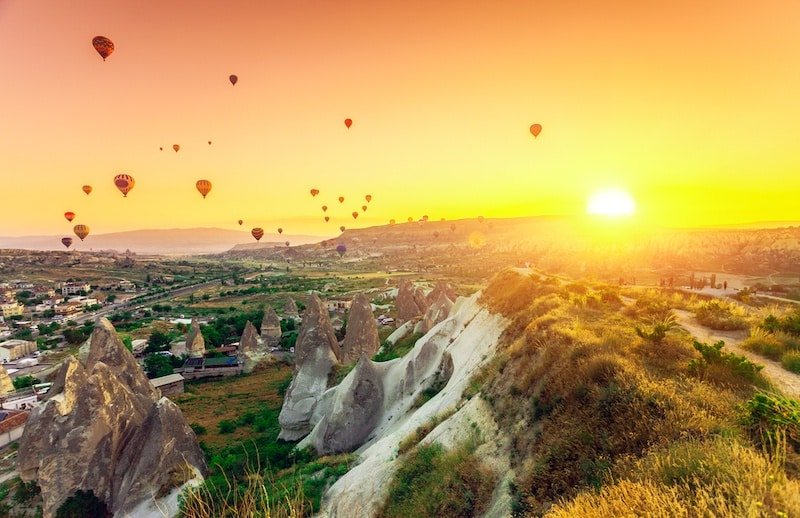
[1,0,799,237]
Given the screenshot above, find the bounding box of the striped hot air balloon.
[196,179,212,198]
[113,174,135,197]
[73,224,90,241]
[251,228,264,241]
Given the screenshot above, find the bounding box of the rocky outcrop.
[0,365,14,395]
[396,280,428,324]
[426,281,457,304]
[340,293,380,363]
[284,297,299,318]
[278,294,340,440]
[185,318,205,358]
[17,318,206,518]
[261,307,282,347]
[420,290,455,333]
[304,357,384,454]
[239,320,261,354]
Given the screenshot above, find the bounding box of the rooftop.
[150,373,184,388]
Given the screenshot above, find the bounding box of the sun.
[587,188,636,217]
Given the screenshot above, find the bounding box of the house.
[117,280,136,292]
[1,303,24,319]
[150,373,185,397]
[0,409,29,448]
[326,299,352,312]
[177,356,243,380]
[0,340,37,362]
[60,282,91,296]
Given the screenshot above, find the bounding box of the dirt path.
[672,309,800,398]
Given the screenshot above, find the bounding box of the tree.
[13,375,37,390]
[145,330,172,353]
[143,354,174,378]
[106,294,117,303]
[64,327,90,345]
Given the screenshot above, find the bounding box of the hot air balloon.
[113,174,135,197]
[322,205,328,212]
[339,226,346,232]
[196,179,212,198]
[352,212,359,220]
[229,75,238,85]
[285,241,290,247]
[422,215,429,222]
[64,212,75,222]
[338,196,345,203]
[336,244,347,257]
[324,216,330,222]
[389,219,396,225]
[251,228,264,241]
[238,219,243,226]
[73,224,90,241]
[159,147,163,151]
[82,185,92,195]
[310,188,319,197]
[208,141,212,145]
[277,228,283,234]
[529,124,542,138]
[365,194,372,203]
[361,205,367,212]
[407,217,413,223]
[61,237,73,249]
[344,118,352,129]
[92,36,114,61]
[173,144,180,153]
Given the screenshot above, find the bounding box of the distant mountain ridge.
[0,227,326,255]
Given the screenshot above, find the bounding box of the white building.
[60,282,91,296]
[0,340,37,362]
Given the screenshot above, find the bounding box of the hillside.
[0,228,325,255]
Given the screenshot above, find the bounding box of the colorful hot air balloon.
[61,237,73,249]
[64,212,75,222]
[92,36,114,61]
[365,194,372,203]
[344,118,352,129]
[322,205,328,212]
[338,196,345,203]
[229,74,238,85]
[238,219,243,226]
[277,228,283,234]
[324,216,330,222]
[73,224,90,241]
[529,123,542,138]
[82,185,92,195]
[310,188,320,197]
[113,174,135,197]
[336,244,347,257]
[173,144,180,153]
[251,228,264,241]
[361,205,367,212]
[196,179,212,198]
[352,212,359,220]
[339,226,346,232]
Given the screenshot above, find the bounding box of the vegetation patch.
[373,332,424,362]
[694,300,748,331]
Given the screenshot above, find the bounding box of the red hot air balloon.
[82,185,92,195]
[64,212,75,222]
[352,212,359,220]
[339,225,346,232]
[173,144,180,152]
[277,228,283,234]
[73,224,90,241]
[365,194,372,203]
[251,228,264,241]
[322,205,328,212]
[113,174,135,197]
[310,188,320,197]
[92,36,114,60]
[229,74,238,85]
[338,196,345,203]
[336,244,347,257]
[61,237,73,249]
[238,219,243,226]
[196,179,212,198]
[529,123,542,138]
[324,216,330,222]
[344,118,352,129]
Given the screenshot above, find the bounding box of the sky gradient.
[1,0,799,237]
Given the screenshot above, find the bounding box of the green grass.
[379,440,496,518]
[373,332,425,362]
[781,351,800,374]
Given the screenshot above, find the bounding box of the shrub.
[688,340,765,388]
[695,300,748,331]
[634,313,677,344]
[742,329,786,360]
[12,375,37,390]
[217,420,236,434]
[743,392,800,453]
[380,441,496,518]
[781,351,800,374]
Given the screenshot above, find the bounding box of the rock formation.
[278,294,341,440]
[238,320,261,354]
[426,281,457,304]
[261,306,282,347]
[340,293,380,363]
[420,290,455,333]
[185,318,205,358]
[17,318,206,518]
[396,280,428,324]
[284,297,299,318]
[0,365,14,395]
